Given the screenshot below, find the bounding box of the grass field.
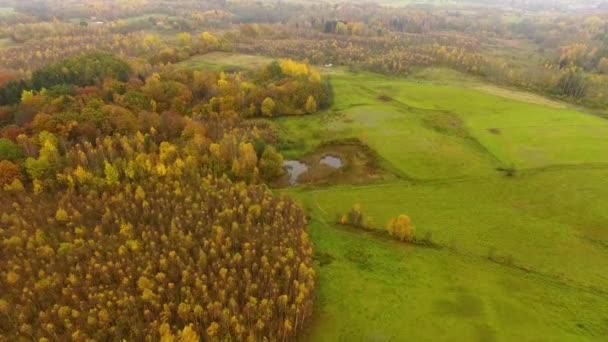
[283,66,608,341]
[180,53,608,340]
[178,52,275,72]
[278,71,608,177]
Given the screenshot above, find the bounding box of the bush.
[387,215,415,242]
[348,203,363,227]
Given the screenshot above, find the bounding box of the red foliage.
[0,160,21,186]
[1,127,24,141]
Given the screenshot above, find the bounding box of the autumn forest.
[1,0,608,341]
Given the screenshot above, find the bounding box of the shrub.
[348,203,363,227]
[387,214,415,242]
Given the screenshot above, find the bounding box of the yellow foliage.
[178,324,201,342]
[176,32,192,46]
[206,322,219,337]
[305,95,317,113]
[135,186,146,200]
[33,179,43,194]
[4,178,24,192]
[104,161,119,186]
[55,208,69,222]
[387,214,415,242]
[201,32,220,49]
[209,143,221,157]
[137,276,154,291]
[156,163,167,176]
[119,222,134,238]
[261,97,276,117]
[279,59,309,76]
[159,323,176,342]
[6,271,20,284]
[74,166,93,184]
[142,34,161,49]
[309,70,321,83]
[0,299,8,314]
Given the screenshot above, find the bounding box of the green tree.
[0,138,23,161]
[336,22,348,35]
[24,132,60,181]
[259,146,284,181]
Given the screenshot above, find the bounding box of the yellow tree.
[305,96,317,114]
[261,97,276,117]
[201,32,220,50]
[177,32,192,47]
[104,161,120,186]
[387,215,415,242]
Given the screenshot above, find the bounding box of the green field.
[277,71,608,179]
[180,53,608,340]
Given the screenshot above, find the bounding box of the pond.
[320,155,343,168]
[283,160,309,185]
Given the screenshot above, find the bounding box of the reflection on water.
[320,155,343,168]
[283,160,309,185]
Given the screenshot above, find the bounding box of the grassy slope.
[281,70,608,340]
[303,217,608,341]
[278,71,608,178]
[179,53,608,340]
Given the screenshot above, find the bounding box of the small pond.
[283,160,309,185]
[320,155,343,168]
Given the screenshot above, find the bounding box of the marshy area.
[276,140,386,187]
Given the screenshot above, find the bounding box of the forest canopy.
[0,38,329,341]
[0,174,315,340]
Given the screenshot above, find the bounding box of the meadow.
[187,52,608,340]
